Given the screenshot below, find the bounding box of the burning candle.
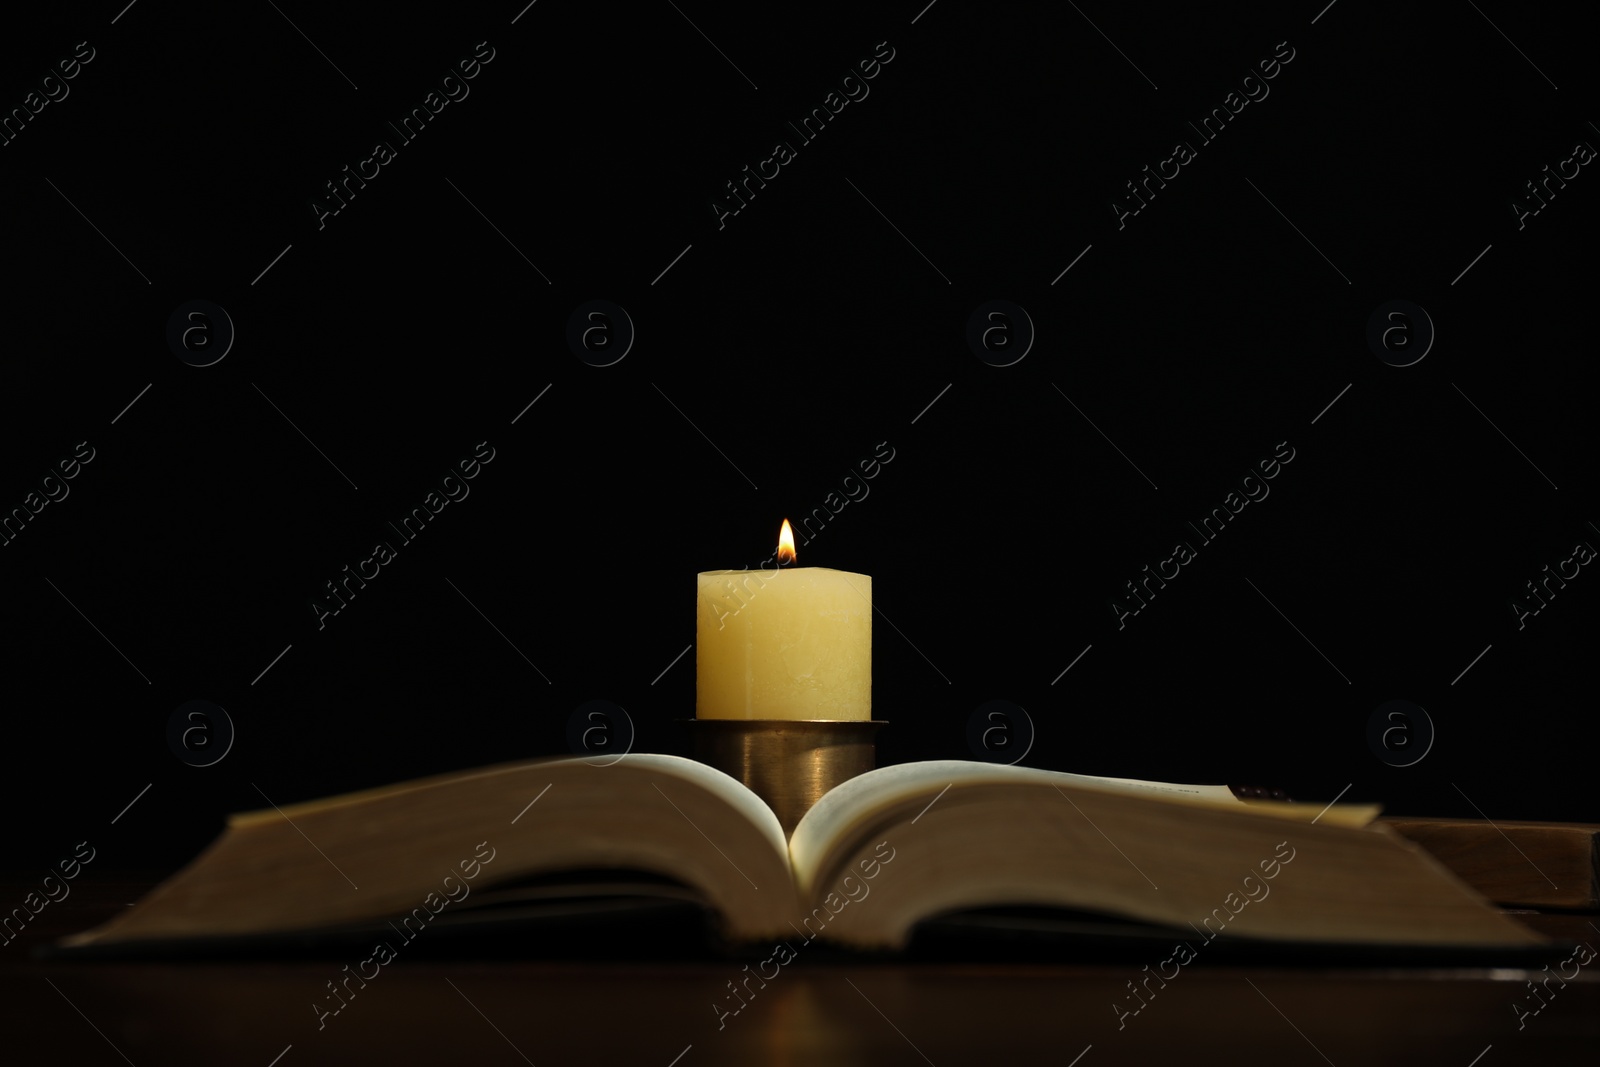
[696,520,872,720]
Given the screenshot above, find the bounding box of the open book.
[62,755,1544,952]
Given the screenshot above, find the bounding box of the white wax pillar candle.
[696,521,871,720]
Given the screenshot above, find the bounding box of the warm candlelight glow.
[777,519,796,565]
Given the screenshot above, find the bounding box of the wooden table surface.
[5,873,1596,1066]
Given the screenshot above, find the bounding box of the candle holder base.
[685,719,887,838]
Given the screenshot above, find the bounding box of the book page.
[790,761,1378,897]
[72,753,798,949]
[229,753,790,866]
[626,754,792,863]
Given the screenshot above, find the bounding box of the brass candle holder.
[687,719,887,837]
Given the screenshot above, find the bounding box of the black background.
[1,0,1596,872]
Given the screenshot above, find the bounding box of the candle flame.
[777,519,796,565]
